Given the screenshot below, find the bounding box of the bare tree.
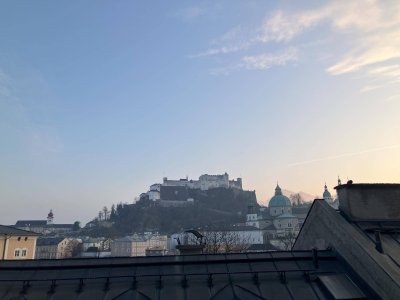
[64,239,82,258]
[98,211,103,222]
[203,231,251,254]
[203,231,223,254]
[99,238,111,251]
[290,193,303,206]
[103,206,109,221]
[275,231,297,250]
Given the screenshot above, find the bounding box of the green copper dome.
[268,184,291,207]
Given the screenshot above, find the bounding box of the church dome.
[268,184,291,207]
[323,184,332,199]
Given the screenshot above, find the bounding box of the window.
[21,249,27,257]
[14,249,20,257]
[17,237,21,241]
[24,237,28,241]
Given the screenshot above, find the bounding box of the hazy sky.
[1,0,399,224]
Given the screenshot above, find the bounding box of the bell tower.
[47,209,54,225]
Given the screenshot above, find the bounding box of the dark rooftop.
[15,220,47,227]
[294,197,400,299]
[0,225,39,236]
[0,250,377,299]
[36,237,65,246]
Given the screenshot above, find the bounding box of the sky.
[1,0,400,224]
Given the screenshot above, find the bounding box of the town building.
[35,237,68,259]
[294,182,400,300]
[0,225,39,260]
[14,210,74,235]
[111,234,167,257]
[35,237,82,259]
[79,237,112,258]
[82,237,111,252]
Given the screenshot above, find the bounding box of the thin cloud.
[360,85,381,93]
[289,144,400,167]
[384,94,400,102]
[256,10,326,43]
[188,26,254,58]
[188,43,251,58]
[191,0,400,82]
[210,48,297,75]
[242,47,298,70]
[327,44,400,75]
[368,64,400,78]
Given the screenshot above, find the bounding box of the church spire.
[275,183,282,195]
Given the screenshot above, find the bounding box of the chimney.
[335,183,400,221]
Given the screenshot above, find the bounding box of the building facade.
[0,225,38,260]
[111,234,168,257]
[35,237,82,259]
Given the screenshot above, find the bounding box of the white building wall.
[270,206,292,217]
[159,174,242,192]
[273,217,299,231]
[148,190,160,201]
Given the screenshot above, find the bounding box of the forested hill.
[108,188,259,235]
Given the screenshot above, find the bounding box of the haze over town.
[1,0,400,224]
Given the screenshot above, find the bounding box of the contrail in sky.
[288,144,400,167]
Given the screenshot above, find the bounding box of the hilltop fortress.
[163,173,242,191]
[142,173,244,205]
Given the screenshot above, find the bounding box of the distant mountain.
[261,189,317,206]
[281,189,319,202]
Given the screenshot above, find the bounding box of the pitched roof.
[0,225,39,236]
[15,220,47,227]
[276,212,297,219]
[247,243,279,251]
[48,224,73,228]
[0,250,378,299]
[294,199,400,299]
[36,237,65,246]
[14,221,73,229]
